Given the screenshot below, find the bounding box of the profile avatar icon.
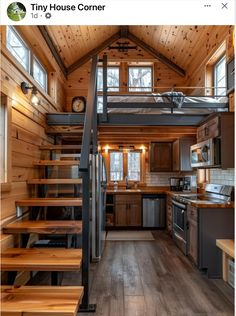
[7,2,26,21]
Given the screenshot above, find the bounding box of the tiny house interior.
[0,25,235,315]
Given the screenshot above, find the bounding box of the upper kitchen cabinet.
[150,142,172,172]
[173,138,196,171]
[197,113,234,169]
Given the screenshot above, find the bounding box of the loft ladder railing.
[79,55,98,313]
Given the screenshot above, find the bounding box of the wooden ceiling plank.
[38,26,67,77]
[127,31,186,77]
[67,32,121,74]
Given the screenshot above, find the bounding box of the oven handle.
[174,231,186,243]
[172,200,187,209]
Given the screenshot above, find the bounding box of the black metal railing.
[79,55,98,313]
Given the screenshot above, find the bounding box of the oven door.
[172,200,187,255]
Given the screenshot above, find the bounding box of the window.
[109,151,141,182]
[110,152,123,181]
[33,57,47,91]
[214,55,226,96]
[0,99,7,183]
[6,27,48,92]
[97,96,103,113]
[6,26,30,71]
[97,67,120,91]
[128,66,152,92]
[127,152,141,181]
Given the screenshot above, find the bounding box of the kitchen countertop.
[106,187,234,208]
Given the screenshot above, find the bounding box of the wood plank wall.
[0,26,66,228]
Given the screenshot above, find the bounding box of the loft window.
[6,26,30,71]
[128,66,152,92]
[109,151,141,182]
[97,67,120,92]
[33,57,47,91]
[214,55,226,96]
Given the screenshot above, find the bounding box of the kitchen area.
[101,112,234,287]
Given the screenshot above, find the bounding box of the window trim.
[128,65,153,92]
[1,94,12,192]
[214,54,226,97]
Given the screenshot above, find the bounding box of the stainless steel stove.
[171,184,233,255]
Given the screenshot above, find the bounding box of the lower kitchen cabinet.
[187,205,198,265]
[115,194,141,227]
[166,194,173,234]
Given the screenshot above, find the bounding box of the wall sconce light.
[21,82,40,106]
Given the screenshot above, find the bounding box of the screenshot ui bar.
[0,0,235,25]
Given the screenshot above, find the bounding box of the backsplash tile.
[145,171,192,186]
[210,168,235,186]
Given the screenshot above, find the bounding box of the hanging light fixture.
[21,82,40,105]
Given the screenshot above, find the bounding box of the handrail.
[79,55,98,171]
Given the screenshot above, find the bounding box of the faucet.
[125,176,129,189]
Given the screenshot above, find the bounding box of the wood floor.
[30,231,234,316]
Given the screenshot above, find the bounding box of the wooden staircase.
[1,56,98,314]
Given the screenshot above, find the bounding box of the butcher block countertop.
[106,187,234,208]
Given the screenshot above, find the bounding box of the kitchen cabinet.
[105,194,115,226]
[173,138,196,171]
[187,205,198,265]
[197,116,219,143]
[166,194,173,235]
[150,142,172,172]
[115,194,141,227]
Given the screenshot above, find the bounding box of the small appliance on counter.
[183,175,197,192]
[169,177,183,191]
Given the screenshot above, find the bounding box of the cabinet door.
[127,203,141,226]
[115,204,127,226]
[150,142,172,172]
[188,218,198,265]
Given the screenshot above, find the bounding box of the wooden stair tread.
[1,248,82,271]
[40,145,83,150]
[3,220,82,234]
[46,126,84,135]
[1,285,83,316]
[16,198,82,207]
[34,160,80,166]
[28,178,82,184]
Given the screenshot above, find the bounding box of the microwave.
[190,138,221,168]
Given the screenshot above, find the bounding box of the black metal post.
[102,54,108,122]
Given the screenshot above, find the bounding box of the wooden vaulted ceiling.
[43,25,231,77]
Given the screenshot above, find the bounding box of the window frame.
[108,150,142,184]
[128,65,153,92]
[0,94,12,192]
[33,56,48,92]
[214,54,226,97]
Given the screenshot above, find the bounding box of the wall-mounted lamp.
[21,82,40,106]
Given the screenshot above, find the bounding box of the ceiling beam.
[127,32,186,77]
[120,26,129,38]
[38,26,67,77]
[67,32,121,75]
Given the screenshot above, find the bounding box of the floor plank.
[25,231,234,316]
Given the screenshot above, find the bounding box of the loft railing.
[79,55,98,313]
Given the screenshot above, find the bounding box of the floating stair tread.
[1,248,82,271]
[3,220,82,234]
[46,126,84,135]
[40,145,83,150]
[1,285,83,316]
[28,178,82,184]
[33,160,80,166]
[16,198,82,207]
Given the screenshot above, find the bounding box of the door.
[188,218,198,265]
[150,142,172,172]
[127,203,141,226]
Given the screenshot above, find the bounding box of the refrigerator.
[91,154,107,262]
